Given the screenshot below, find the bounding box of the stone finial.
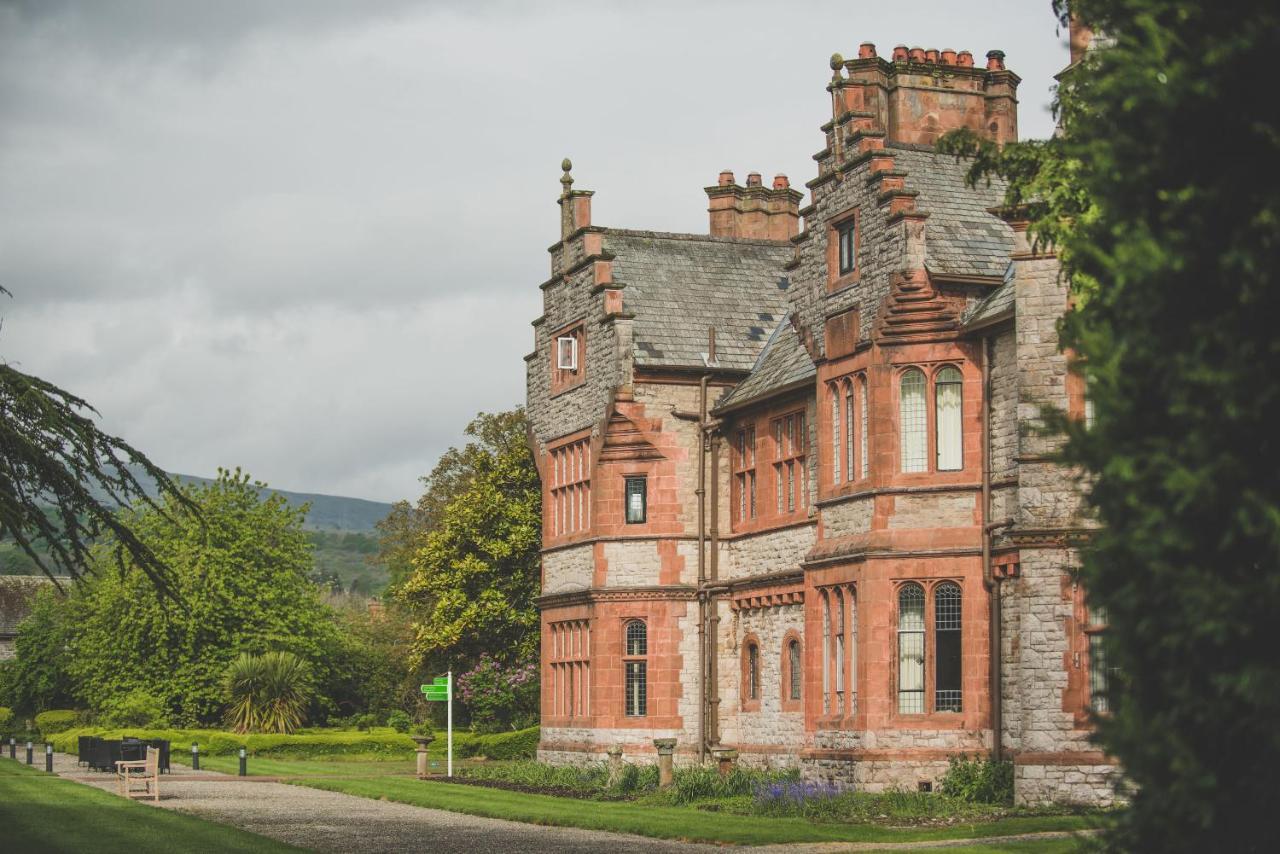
[892,44,909,62]
[858,42,876,59]
[772,174,790,190]
[986,49,1006,71]
[718,169,735,187]
[746,172,762,188]
[829,52,844,81]
[560,158,574,197]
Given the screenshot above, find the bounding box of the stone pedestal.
[413,734,435,779]
[606,746,625,787]
[713,748,739,779]
[653,738,677,788]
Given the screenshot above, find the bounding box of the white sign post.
[420,672,454,778]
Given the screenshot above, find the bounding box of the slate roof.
[0,575,54,636]
[891,146,1014,280]
[603,230,793,372]
[715,314,816,411]
[962,272,1016,331]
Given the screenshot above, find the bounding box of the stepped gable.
[715,314,816,411]
[603,229,793,372]
[889,144,1013,280]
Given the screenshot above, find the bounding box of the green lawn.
[298,774,1102,847]
[0,758,302,854]
[198,755,419,778]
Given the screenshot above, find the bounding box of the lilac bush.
[455,654,538,733]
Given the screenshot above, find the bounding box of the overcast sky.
[0,0,1068,504]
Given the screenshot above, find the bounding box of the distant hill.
[111,466,396,533]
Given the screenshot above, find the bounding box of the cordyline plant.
[224,651,313,735]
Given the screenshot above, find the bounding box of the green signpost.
[419,671,453,777]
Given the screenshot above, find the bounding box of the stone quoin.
[526,23,1117,806]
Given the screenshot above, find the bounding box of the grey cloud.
[1,1,1068,502]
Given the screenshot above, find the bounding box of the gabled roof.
[715,314,815,412]
[604,230,793,372]
[891,146,1014,280]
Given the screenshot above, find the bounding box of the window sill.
[826,270,862,296]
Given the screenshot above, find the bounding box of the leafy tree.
[390,409,540,672]
[64,469,341,725]
[322,595,417,722]
[2,587,76,714]
[941,2,1280,849]
[1,291,196,590]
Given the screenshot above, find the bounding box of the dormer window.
[838,220,857,274]
[556,336,578,370]
[826,209,860,291]
[550,322,585,393]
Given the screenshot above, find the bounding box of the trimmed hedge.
[34,710,82,736]
[455,726,539,760]
[50,727,416,758]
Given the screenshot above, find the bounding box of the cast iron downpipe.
[981,336,1014,762]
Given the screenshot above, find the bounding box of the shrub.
[224,651,313,735]
[454,726,539,760]
[462,760,606,793]
[0,706,13,735]
[34,709,81,736]
[666,765,799,805]
[940,755,1014,805]
[48,726,415,758]
[386,710,412,733]
[455,655,538,734]
[100,690,169,729]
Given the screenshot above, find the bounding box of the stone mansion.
[525,32,1117,806]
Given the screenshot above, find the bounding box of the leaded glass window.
[900,369,927,473]
[898,583,925,713]
[934,582,962,712]
[936,367,963,471]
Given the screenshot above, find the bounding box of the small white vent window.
[556,336,578,371]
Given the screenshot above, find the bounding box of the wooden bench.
[116,745,160,801]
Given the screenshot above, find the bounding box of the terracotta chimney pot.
[858,42,876,59]
[986,49,1006,71]
[940,48,957,65]
[957,50,974,67]
[892,44,909,61]
[772,174,790,190]
[718,170,735,187]
[925,48,939,64]
[909,46,926,62]
[746,172,762,187]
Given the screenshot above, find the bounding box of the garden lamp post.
[238,747,247,777]
[191,743,199,771]
[45,743,53,772]
[26,741,33,765]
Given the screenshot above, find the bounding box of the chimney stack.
[705,170,802,240]
[832,41,1019,146]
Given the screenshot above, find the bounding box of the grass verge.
[296,775,1103,846]
[0,757,302,854]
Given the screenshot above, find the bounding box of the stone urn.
[412,734,436,779]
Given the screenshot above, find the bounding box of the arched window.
[898,583,926,713]
[834,588,846,703]
[830,383,842,483]
[747,641,760,701]
[821,590,832,714]
[844,380,855,481]
[936,367,963,471]
[900,369,927,473]
[623,620,647,716]
[788,638,802,701]
[858,375,869,479]
[935,582,962,712]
